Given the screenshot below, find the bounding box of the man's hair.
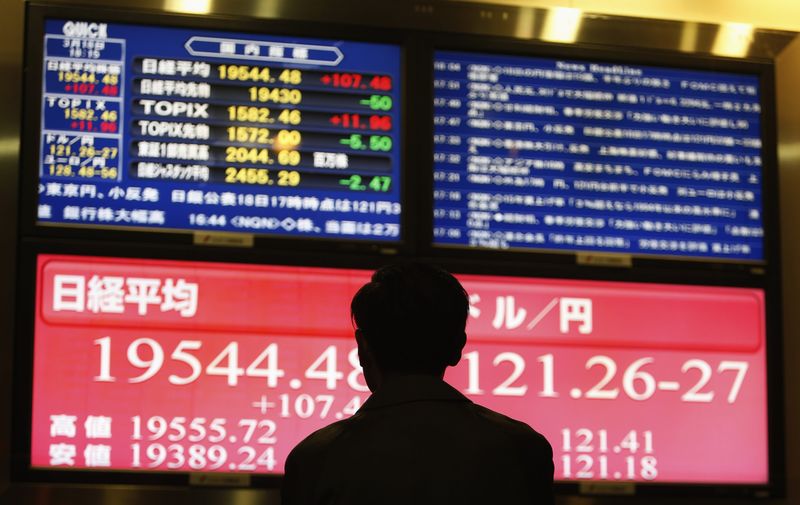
[350,262,469,374]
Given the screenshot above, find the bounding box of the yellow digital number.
[277,170,300,186]
[79,146,96,158]
[64,108,96,120]
[248,87,302,104]
[49,145,72,156]
[227,105,271,123]
[224,167,271,184]
[58,71,96,83]
[275,130,301,148]
[78,166,95,178]
[277,150,300,166]
[100,167,118,179]
[227,126,270,144]
[100,147,119,159]
[278,109,301,125]
[225,147,271,164]
[49,164,74,176]
[219,64,271,82]
[278,69,302,84]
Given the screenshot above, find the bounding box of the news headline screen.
[32,255,768,483]
[37,19,402,240]
[433,50,765,261]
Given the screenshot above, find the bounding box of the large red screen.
[31,255,768,484]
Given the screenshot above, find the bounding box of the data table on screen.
[31,255,767,484]
[37,19,401,241]
[433,50,765,261]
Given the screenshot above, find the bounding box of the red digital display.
[31,255,768,484]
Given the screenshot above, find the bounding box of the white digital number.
[584,355,619,399]
[492,352,528,396]
[681,359,714,402]
[206,342,245,386]
[245,343,285,388]
[305,346,343,390]
[188,418,206,442]
[167,417,187,442]
[537,353,558,398]
[93,336,115,382]
[127,338,164,383]
[169,340,202,385]
[463,351,483,394]
[622,357,656,401]
[718,360,748,403]
[208,418,226,443]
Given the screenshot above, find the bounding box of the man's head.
[350,262,469,388]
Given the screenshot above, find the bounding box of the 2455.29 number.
[224,167,300,186]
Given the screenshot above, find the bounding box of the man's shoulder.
[287,398,552,467]
[286,415,360,462]
[282,415,367,504]
[290,401,550,452]
[469,402,552,452]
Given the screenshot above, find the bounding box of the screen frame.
[20,3,418,256]
[10,238,785,497]
[12,1,785,499]
[418,31,781,273]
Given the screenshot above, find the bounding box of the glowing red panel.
[31,255,767,484]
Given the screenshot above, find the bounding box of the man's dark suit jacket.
[282,374,554,505]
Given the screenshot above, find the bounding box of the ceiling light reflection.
[165,0,213,15]
[712,22,754,58]
[541,7,583,44]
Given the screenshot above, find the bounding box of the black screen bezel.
[11,238,785,497]
[11,1,785,499]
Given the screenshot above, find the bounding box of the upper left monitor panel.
[30,14,402,243]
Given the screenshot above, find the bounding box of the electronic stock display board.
[433,50,766,261]
[29,255,768,484]
[31,255,768,484]
[18,5,780,497]
[36,18,402,242]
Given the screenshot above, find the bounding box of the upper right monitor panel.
[432,50,766,262]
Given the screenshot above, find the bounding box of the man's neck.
[373,370,445,391]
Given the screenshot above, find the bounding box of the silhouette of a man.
[282,263,554,505]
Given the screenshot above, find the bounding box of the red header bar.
[459,274,763,352]
[39,256,763,352]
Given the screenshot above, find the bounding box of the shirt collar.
[359,374,472,411]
